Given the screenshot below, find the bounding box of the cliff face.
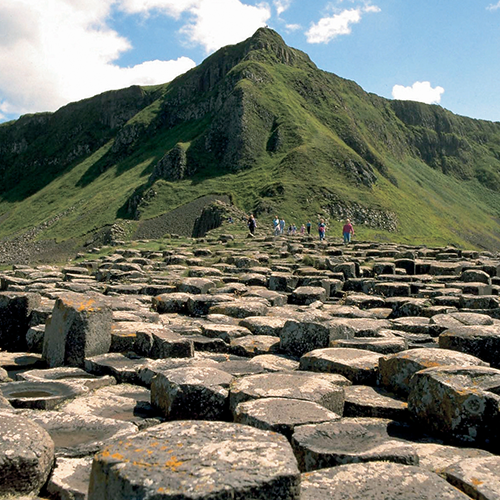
[389,100,500,185]
[0,85,156,197]
[1,28,500,250]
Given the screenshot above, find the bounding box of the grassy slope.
[0,30,499,251]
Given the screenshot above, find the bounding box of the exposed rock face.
[133,195,233,238]
[323,194,399,231]
[192,200,246,238]
[0,85,154,193]
[149,143,189,182]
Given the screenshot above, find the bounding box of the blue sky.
[1,0,499,123]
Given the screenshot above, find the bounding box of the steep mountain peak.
[242,27,315,68]
[187,27,314,91]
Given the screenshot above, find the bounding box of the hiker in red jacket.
[343,219,354,244]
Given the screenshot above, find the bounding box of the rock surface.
[0,234,500,497]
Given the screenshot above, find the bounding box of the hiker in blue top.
[273,216,280,235]
[318,219,326,241]
[279,218,285,235]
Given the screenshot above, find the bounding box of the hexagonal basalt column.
[88,420,301,500]
[43,292,112,368]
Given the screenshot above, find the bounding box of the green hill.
[1,27,500,259]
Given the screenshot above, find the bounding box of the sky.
[1,0,499,124]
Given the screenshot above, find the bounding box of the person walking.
[248,214,257,235]
[343,219,354,244]
[306,221,311,235]
[279,218,285,235]
[300,224,305,235]
[318,219,326,241]
[273,216,280,235]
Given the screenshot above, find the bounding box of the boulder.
[230,335,280,357]
[16,366,115,390]
[378,347,488,396]
[43,292,112,368]
[151,366,233,421]
[243,287,287,306]
[46,456,93,500]
[1,380,88,410]
[135,356,220,387]
[84,353,149,385]
[137,326,194,359]
[0,292,41,351]
[330,336,408,354]
[280,318,353,358]
[234,397,340,439]
[209,299,269,318]
[176,277,216,294]
[186,293,235,317]
[229,371,345,415]
[444,456,500,500]
[343,385,408,421]
[289,286,327,305]
[239,316,287,336]
[19,409,137,458]
[0,412,54,496]
[291,418,418,472]
[248,354,300,372]
[412,442,493,475]
[200,323,252,343]
[299,347,384,385]
[439,325,500,368]
[88,421,301,500]
[151,292,191,314]
[408,365,500,449]
[300,462,471,500]
[60,384,160,429]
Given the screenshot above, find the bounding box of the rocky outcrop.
[323,194,398,231]
[133,195,233,239]
[0,86,155,195]
[149,143,189,182]
[192,200,246,237]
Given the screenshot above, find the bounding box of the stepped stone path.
[1,233,500,498]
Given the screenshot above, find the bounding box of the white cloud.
[180,0,271,53]
[0,0,270,120]
[274,0,292,16]
[364,5,381,13]
[0,0,197,118]
[306,5,380,44]
[120,0,271,53]
[285,23,302,32]
[118,0,198,18]
[392,81,445,105]
[487,1,500,10]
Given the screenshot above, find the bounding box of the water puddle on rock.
[9,390,53,398]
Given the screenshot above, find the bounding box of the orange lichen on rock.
[165,456,183,471]
[77,299,98,312]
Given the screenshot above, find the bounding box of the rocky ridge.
[1,227,500,498]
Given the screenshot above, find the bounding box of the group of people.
[269,215,354,243]
[272,216,314,236]
[248,214,355,244]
